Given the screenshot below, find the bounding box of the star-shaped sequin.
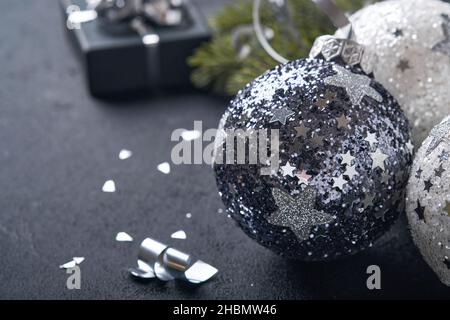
[426,117,450,155]
[323,65,383,105]
[369,149,388,171]
[424,179,433,192]
[397,59,411,72]
[332,175,347,191]
[294,123,309,139]
[435,164,445,177]
[314,90,336,109]
[344,166,358,180]
[365,132,378,148]
[393,28,403,37]
[340,151,355,166]
[270,108,294,125]
[336,114,350,129]
[296,170,312,185]
[344,165,358,180]
[267,187,334,241]
[415,200,425,221]
[362,194,374,209]
[432,14,450,57]
[281,162,296,177]
[310,132,325,147]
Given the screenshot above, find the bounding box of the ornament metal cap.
[309,35,375,74]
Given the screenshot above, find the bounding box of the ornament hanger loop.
[252,0,353,64]
[253,0,289,64]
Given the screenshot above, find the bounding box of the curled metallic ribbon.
[252,0,353,64]
[129,238,218,284]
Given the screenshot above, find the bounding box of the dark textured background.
[0,0,449,299]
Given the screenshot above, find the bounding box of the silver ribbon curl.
[129,238,218,284]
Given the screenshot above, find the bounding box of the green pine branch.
[188,0,375,96]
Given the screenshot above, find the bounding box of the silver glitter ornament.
[335,0,450,148]
[406,116,450,286]
[213,58,413,261]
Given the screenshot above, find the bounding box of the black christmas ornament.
[213,55,413,260]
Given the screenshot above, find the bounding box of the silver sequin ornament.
[335,0,450,148]
[406,116,450,286]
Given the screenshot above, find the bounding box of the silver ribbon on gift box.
[66,0,186,88]
[129,238,218,284]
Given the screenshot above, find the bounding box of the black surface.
[0,0,449,299]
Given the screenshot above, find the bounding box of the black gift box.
[60,0,211,96]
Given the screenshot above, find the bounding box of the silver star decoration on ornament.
[336,114,350,129]
[425,117,450,156]
[432,14,450,57]
[281,162,296,177]
[296,170,312,185]
[323,65,383,105]
[332,175,347,191]
[369,149,388,170]
[267,187,334,242]
[270,108,294,125]
[340,151,355,166]
[344,165,358,180]
[364,132,378,148]
[397,59,411,72]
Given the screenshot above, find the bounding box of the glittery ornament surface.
[406,116,450,286]
[336,0,450,148]
[213,58,413,261]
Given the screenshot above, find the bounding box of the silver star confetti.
[323,65,383,105]
[267,187,334,241]
[369,149,388,170]
[281,162,296,177]
[364,132,378,148]
[116,232,133,242]
[344,165,358,180]
[269,108,294,125]
[340,151,355,166]
[332,175,347,191]
[102,180,116,193]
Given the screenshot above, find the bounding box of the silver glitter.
[323,65,383,105]
[267,187,334,241]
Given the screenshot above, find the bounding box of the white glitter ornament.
[335,0,450,148]
[406,116,450,286]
